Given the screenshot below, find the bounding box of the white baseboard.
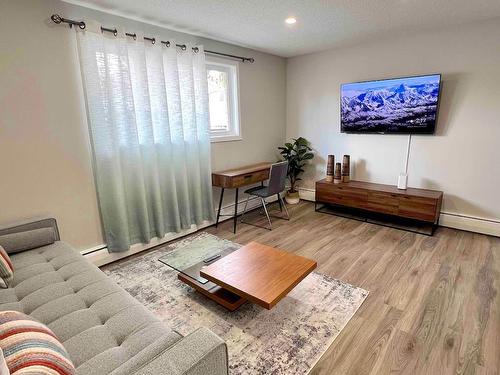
[84,225,204,267]
[84,190,498,266]
[84,194,280,267]
[298,187,315,202]
[439,212,500,237]
[81,244,107,255]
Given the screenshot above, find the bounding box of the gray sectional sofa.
[0,218,228,375]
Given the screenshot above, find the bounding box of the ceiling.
[63,0,500,57]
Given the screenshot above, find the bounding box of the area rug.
[102,233,369,375]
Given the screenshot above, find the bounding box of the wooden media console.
[315,179,443,235]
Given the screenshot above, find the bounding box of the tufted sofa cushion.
[0,241,182,375]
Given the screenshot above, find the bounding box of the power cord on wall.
[404,134,412,175]
[398,134,412,189]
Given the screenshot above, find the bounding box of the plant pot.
[285,191,300,205]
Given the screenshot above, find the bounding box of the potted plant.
[278,137,314,204]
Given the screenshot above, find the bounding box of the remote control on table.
[203,254,221,263]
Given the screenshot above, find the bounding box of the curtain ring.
[130,33,137,40]
[181,44,187,51]
[79,22,86,30]
[151,37,156,45]
[113,28,118,37]
[166,41,171,47]
[193,47,199,53]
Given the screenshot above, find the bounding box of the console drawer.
[363,201,399,215]
[316,183,367,208]
[359,191,398,215]
[398,195,436,206]
[398,199,437,222]
[367,191,398,205]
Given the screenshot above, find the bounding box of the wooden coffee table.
[181,241,317,310]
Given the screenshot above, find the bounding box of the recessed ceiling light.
[285,17,297,25]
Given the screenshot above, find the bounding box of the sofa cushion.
[0,310,75,374]
[0,228,56,254]
[0,242,182,375]
[0,246,14,288]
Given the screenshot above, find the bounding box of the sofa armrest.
[132,328,228,375]
[0,218,60,253]
[0,217,60,240]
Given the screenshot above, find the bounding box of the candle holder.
[342,155,350,182]
[326,155,335,182]
[334,163,342,184]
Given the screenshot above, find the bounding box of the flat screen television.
[340,74,441,134]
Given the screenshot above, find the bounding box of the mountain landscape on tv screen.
[341,75,440,133]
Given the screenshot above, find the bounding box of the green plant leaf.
[277,137,314,189]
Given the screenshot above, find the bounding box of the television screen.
[340,74,441,134]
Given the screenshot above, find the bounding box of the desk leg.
[215,188,224,228]
[233,188,239,233]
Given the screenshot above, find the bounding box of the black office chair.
[240,161,290,230]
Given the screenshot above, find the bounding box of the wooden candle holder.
[326,155,335,182]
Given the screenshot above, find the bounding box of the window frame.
[206,56,242,143]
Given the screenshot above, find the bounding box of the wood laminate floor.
[206,201,500,375]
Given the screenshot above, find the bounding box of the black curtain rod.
[50,14,255,63]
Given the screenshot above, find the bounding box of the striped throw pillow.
[0,311,75,375]
[0,246,14,288]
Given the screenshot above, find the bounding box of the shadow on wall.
[301,152,325,189]
[352,158,370,182]
[435,73,466,137]
[442,194,499,221]
[421,177,498,220]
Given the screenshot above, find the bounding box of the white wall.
[2,0,497,249]
[287,20,500,229]
[0,0,285,251]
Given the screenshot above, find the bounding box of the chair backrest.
[267,161,288,195]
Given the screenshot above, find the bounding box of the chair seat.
[244,186,271,198]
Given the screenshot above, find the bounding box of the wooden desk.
[212,162,272,233]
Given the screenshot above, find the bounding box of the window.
[206,57,241,142]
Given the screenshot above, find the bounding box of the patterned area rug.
[102,233,369,374]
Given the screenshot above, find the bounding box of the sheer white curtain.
[77,23,214,252]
